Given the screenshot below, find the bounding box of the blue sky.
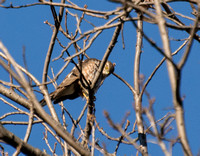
[0,1,200,155]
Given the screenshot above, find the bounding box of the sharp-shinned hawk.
[41,58,114,105]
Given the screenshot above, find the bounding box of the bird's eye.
[105,65,109,70]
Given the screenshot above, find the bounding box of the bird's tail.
[39,98,47,107]
[39,92,54,107]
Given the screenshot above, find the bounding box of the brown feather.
[40,58,114,106]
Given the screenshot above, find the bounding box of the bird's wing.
[50,69,80,103]
[58,75,79,88]
[58,68,80,88]
[51,78,80,103]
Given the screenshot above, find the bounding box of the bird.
[40,58,115,106]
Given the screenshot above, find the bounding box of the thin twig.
[145,109,170,156]
[178,5,200,69]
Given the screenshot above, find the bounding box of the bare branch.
[145,109,171,156]
[178,4,200,69]
[154,0,192,155]
[133,12,148,155]
[0,123,48,156]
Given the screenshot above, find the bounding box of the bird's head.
[102,61,115,76]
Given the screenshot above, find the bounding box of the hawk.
[41,58,114,106]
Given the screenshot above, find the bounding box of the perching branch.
[83,23,122,147]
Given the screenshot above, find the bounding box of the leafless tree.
[0,0,199,155]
